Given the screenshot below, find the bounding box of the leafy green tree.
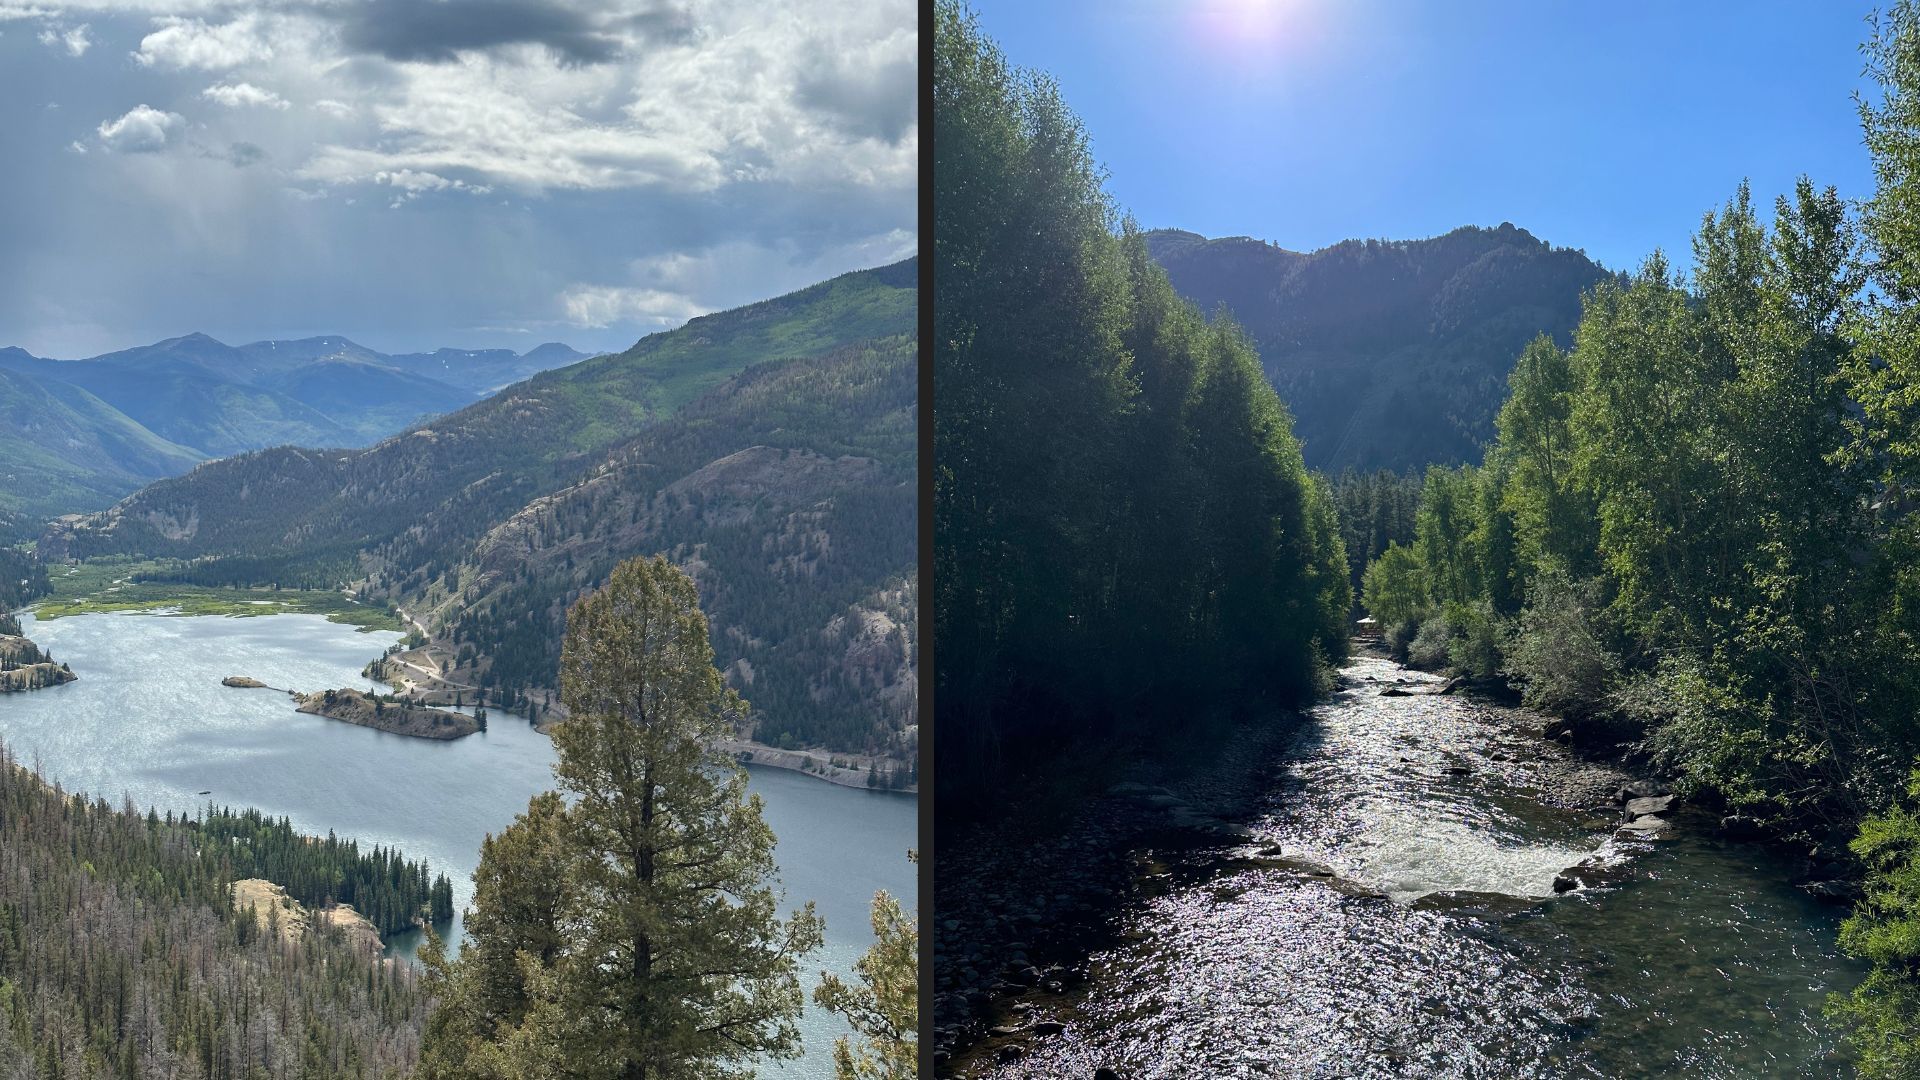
[1496,335,1595,580]
[1361,543,1427,629]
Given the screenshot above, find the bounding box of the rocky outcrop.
[0,631,76,692]
[294,688,478,740]
[232,878,383,956]
[221,675,268,688]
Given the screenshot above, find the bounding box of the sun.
[1193,0,1313,57]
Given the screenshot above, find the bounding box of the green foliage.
[193,805,454,935]
[1830,767,1920,1079]
[1361,542,1426,629]
[422,556,822,1078]
[1501,568,1618,722]
[814,882,917,1080]
[934,0,1349,808]
[1326,467,1422,595]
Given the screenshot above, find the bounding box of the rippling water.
[978,656,1865,1079]
[2,610,914,1077]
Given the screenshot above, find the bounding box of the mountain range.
[1145,223,1614,474]
[0,334,589,535]
[41,259,919,762]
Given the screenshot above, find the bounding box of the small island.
[294,688,479,740]
[221,676,269,688]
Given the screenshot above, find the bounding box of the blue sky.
[0,0,914,358]
[969,0,1880,273]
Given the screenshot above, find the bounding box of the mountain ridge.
[1144,223,1614,473]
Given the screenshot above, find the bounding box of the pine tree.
[421,555,822,1079]
[814,859,917,1080]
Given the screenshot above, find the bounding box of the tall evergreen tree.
[421,555,823,1079]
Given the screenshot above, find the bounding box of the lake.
[3,609,915,1076]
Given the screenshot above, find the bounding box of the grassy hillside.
[1146,224,1612,472]
[0,368,204,536]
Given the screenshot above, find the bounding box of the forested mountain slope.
[0,744,429,1076]
[379,337,916,758]
[0,367,204,536]
[42,260,918,757]
[1146,224,1612,473]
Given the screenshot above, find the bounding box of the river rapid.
[1,609,914,1078]
[964,654,1866,1079]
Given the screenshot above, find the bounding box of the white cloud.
[95,103,183,153]
[135,12,274,69]
[37,22,87,55]
[559,285,707,329]
[201,81,288,109]
[312,98,354,118]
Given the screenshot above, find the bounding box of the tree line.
[1353,5,1920,1070]
[191,807,455,934]
[934,0,1351,810]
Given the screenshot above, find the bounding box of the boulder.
[1552,874,1578,893]
[1624,794,1674,818]
[1616,815,1670,836]
[1615,779,1669,803]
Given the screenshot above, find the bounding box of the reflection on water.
[983,656,1864,1079]
[3,610,914,1077]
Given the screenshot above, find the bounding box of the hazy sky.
[0,0,916,358]
[970,0,1880,274]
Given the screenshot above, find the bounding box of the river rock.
[1094,1070,1123,1080]
[1552,873,1578,893]
[1031,1020,1066,1036]
[988,1023,1027,1037]
[1624,794,1674,818]
[1615,779,1669,803]
[1380,687,1415,697]
[1617,815,1670,836]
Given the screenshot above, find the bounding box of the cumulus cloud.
[95,103,182,152]
[559,284,706,329]
[201,81,288,109]
[135,13,275,70]
[38,22,87,56]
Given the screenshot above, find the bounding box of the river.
[966,654,1866,1078]
[2,609,914,1077]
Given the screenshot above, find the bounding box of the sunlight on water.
[979,654,1865,1079]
